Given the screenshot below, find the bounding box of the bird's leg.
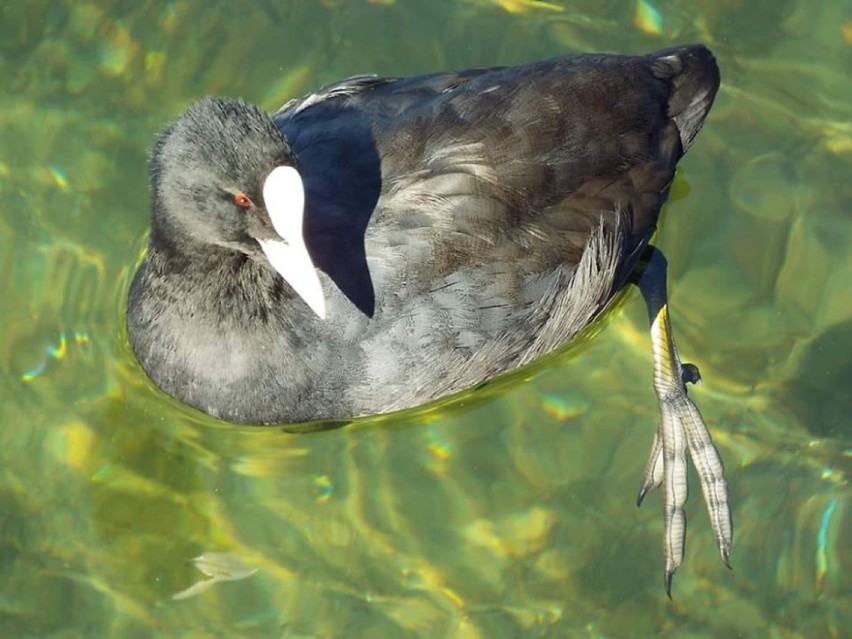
[633,246,733,597]
[636,363,701,506]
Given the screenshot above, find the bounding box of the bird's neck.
[146,240,290,325]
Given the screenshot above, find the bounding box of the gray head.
[147,97,326,317]
[149,97,294,250]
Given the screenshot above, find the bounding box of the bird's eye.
[233,192,253,208]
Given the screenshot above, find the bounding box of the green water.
[1,0,849,637]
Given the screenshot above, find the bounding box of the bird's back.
[266,45,720,417]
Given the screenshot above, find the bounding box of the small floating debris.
[21,331,70,382]
[48,165,70,189]
[493,0,564,15]
[423,425,454,476]
[842,21,852,45]
[815,498,838,592]
[312,474,334,503]
[172,552,257,601]
[634,0,664,36]
[541,390,589,421]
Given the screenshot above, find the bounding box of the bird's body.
[128,45,733,591]
[130,46,716,424]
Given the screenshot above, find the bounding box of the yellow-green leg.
[635,247,733,597]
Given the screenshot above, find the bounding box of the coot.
[128,45,731,593]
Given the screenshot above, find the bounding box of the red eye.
[233,192,253,208]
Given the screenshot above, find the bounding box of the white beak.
[258,166,326,319]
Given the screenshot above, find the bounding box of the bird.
[127,44,732,594]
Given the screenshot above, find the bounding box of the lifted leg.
[634,246,733,597]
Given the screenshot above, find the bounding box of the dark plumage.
[129,45,717,424]
[128,45,732,591]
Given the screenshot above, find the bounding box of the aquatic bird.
[128,44,732,593]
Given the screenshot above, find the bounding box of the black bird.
[128,44,732,593]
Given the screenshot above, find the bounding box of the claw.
[636,247,733,595]
[637,429,663,506]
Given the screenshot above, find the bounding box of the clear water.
[1,1,849,637]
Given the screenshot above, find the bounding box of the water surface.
[1,1,849,637]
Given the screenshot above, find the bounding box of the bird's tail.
[649,45,721,151]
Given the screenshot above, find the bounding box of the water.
[1,1,849,637]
